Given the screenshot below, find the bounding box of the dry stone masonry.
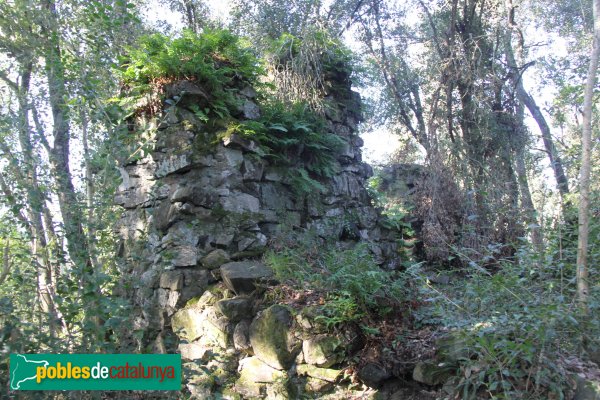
[115,69,400,397]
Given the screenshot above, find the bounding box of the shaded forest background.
[0,0,599,398]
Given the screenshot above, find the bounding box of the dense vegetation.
[0,0,599,398]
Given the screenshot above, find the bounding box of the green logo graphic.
[9,354,181,391]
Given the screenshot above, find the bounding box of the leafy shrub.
[116,29,262,118]
[119,29,260,89]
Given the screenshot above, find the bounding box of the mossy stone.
[296,364,343,382]
[412,362,452,386]
[302,335,344,368]
[249,305,301,370]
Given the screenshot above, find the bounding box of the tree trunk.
[519,91,571,201]
[576,0,600,313]
[42,0,91,275]
[502,2,544,253]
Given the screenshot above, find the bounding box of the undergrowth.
[264,229,408,332]
[115,28,262,118]
[409,243,600,399]
[119,28,260,90]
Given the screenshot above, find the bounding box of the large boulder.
[249,305,301,370]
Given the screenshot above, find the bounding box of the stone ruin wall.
[114,72,400,396]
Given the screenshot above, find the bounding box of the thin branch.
[0,69,18,91]
[31,104,52,153]
[0,238,10,285]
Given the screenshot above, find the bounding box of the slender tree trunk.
[42,0,91,274]
[519,91,571,201]
[577,0,600,313]
[13,63,63,336]
[502,2,544,253]
[81,108,99,270]
[502,0,570,205]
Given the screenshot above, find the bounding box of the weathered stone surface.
[338,139,355,162]
[172,307,204,342]
[216,297,252,322]
[264,168,284,182]
[224,133,261,153]
[180,269,211,305]
[164,80,209,106]
[162,222,200,247]
[159,270,183,291]
[238,356,286,383]
[303,335,344,368]
[305,376,334,393]
[220,261,274,295]
[156,288,179,312]
[266,379,298,400]
[221,192,260,213]
[358,362,391,388]
[574,375,600,400]
[240,86,257,98]
[217,147,244,169]
[214,233,235,247]
[242,158,264,181]
[198,306,233,349]
[297,364,343,383]
[116,69,402,393]
[201,249,230,269]
[179,342,210,361]
[436,333,472,362]
[412,362,451,386]
[249,305,301,370]
[155,154,194,178]
[195,290,218,308]
[234,319,253,354]
[241,100,260,120]
[169,245,199,267]
[261,183,294,211]
[183,361,216,396]
[234,378,265,398]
